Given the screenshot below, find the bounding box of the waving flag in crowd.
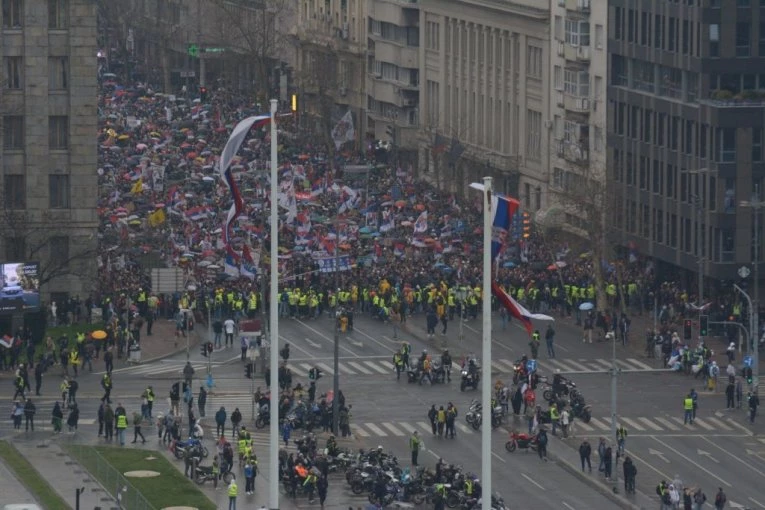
[492,282,554,335]
[414,211,428,234]
[217,115,272,261]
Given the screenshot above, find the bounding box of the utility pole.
[740,188,763,389]
[332,235,341,435]
[610,328,619,493]
[734,284,756,389]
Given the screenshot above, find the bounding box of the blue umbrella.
[579,302,594,311]
[359,226,373,234]
[503,261,516,268]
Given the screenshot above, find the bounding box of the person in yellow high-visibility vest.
[227,476,238,510]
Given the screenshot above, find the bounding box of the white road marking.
[692,418,716,431]
[364,423,388,436]
[381,422,406,436]
[638,417,663,431]
[456,422,473,434]
[651,436,731,487]
[620,417,646,432]
[316,362,334,375]
[521,473,544,490]
[337,364,356,375]
[363,361,389,374]
[351,424,370,437]
[654,417,680,431]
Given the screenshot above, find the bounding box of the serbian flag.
[469,183,520,260]
[492,282,554,335]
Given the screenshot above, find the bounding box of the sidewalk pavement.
[0,454,41,507]
[13,439,118,510]
[132,317,206,363]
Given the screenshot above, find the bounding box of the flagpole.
[481,176,492,510]
[268,98,280,510]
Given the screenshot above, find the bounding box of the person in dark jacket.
[198,386,207,417]
[67,403,80,432]
[23,398,36,431]
[215,406,227,437]
[622,456,637,494]
[51,401,63,433]
[579,439,592,472]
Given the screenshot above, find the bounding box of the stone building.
[0,0,98,304]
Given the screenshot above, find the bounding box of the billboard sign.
[0,262,40,312]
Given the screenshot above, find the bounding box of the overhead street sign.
[739,266,751,278]
[187,44,199,57]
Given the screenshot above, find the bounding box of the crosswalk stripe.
[589,417,611,431]
[593,359,613,370]
[352,424,370,437]
[417,421,432,434]
[620,417,646,432]
[456,422,473,434]
[496,359,517,371]
[692,418,716,431]
[638,417,663,431]
[289,364,308,377]
[338,364,356,375]
[727,418,754,435]
[615,359,639,370]
[299,363,314,375]
[363,361,389,374]
[654,418,680,431]
[576,421,595,432]
[382,422,405,436]
[380,360,395,371]
[316,362,334,375]
[491,360,510,372]
[702,417,731,431]
[624,358,652,370]
[399,422,418,434]
[365,423,387,436]
[348,362,373,375]
[553,359,583,372]
[670,417,688,428]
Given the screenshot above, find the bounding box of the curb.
[549,442,643,510]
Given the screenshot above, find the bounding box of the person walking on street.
[34,362,43,396]
[131,411,146,443]
[115,403,128,446]
[597,437,607,473]
[51,401,63,433]
[183,362,195,389]
[622,456,637,494]
[545,325,556,358]
[198,386,207,417]
[726,380,736,409]
[410,431,422,466]
[536,427,548,461]
[603,445,613,481]
[317,475,329,510]
[215,406,227,437]
[101,373,113,403]
[227,476,238,510]
[579,439,592,472]
[714,487,727,509]
[23,398,36,431]
[749,392,760,424]
[104,404,114,441]
[684,393,694,424]
[428,405,437,435]
[616,425,627,454]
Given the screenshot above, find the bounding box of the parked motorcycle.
[195,464,234,485]
[505,431,539,452]
[172,438,208,459]
[570,400,592,423]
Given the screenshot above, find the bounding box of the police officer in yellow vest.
[247,292,258,318]
[227,476,238,510]
[116,406,128,446]
[683,394,694,424]
[549,402,560,436]
[69,349,80,378]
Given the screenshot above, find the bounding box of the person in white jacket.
[668,483,681,509]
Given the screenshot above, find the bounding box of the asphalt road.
[5,307,765,509]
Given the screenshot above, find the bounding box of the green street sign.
[204,47,226,53]
[187,44,199,57]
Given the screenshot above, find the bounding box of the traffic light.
[745,366,753,385]
[199,86,208,102]
[201,343,208,357]
[522,212,532,239]
[699,315,709,336]
[291,94,297,112]
[245,362,253,379]
[683,319,692,340]
[201,342,212,357]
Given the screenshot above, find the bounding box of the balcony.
[557,140,589,164]
[369,37,419,68]
[563,94,590,113]
[565,0,590,13]
[564,44,590,62]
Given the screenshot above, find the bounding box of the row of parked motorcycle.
[344,448,508,509]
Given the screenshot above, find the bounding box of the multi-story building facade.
[0,0,98,303]
[547,0,607,218]
[607,0,765,283]
[417,0,550,201]
[294,0,367,144]
[366,0,420,162]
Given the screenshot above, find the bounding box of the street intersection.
[3,309,765,509]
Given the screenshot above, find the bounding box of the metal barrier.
[64,444,156,510]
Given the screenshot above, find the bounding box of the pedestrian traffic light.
[683,319,692,340]
[245,362,253,379]
[522,212,531,239]
[745,366,753,385]
[200,86,208,102]
[699,315,709,336]
[201,343,208,357]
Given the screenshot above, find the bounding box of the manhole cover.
[124,470,161,478]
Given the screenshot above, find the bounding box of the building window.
[2,0,22,28]
[611,55,627,86]
[754,128,763,161]
[710,24,720,57]
[49,57,68,90]
[49,116,69,149]
[526,45,542,78]
[565,20,590,47]
[3,174,25,209]
[49,174,70,208]
[564,69,589,97]
[718,128,736,162]
[50,235,69,269]
[526,109,542,160]
[654,15,663,48]
[2,115,23,149]
[614,6,622,40]
[633,59,655,93]
[737,22,751,56]
[48,0,67,29]
[4,57,21,89]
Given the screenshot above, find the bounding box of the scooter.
[570,400,592,423]
[460,370,480,391]
[505,431,539,453]
[195,464,234,485]
[172,438,209,459]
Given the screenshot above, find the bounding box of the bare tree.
[0,208,99,290]
[294,49,340,147]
